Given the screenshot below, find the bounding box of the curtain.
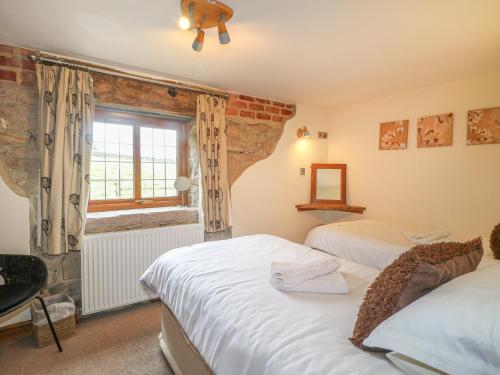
[197,95,231,232]
[36,64,95,255]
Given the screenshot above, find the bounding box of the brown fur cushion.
[351,238,483,349]
[491,223,500,260]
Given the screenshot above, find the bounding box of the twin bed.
[140,220,498,375]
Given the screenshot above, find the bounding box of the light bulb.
[179,16,191,30]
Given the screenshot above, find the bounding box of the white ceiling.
[1,0,499,108]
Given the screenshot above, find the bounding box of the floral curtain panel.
[197,95,231,232]
[36,64,95,255]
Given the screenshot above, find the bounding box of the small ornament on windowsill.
[174,176,191,207]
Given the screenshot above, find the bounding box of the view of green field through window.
[90,121,178,200]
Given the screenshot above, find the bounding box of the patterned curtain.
[36,64,95,255]
[197,95,231,232]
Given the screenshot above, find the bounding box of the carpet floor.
[0,301,173,375]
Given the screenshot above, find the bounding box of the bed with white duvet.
[141,234,401,375]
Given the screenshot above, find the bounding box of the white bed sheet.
[141,234,401,375]
[304,219,452,270]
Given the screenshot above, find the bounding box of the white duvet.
[140,234,401,375]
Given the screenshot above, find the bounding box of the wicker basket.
[32,313,76,348]
[31,293,77,348]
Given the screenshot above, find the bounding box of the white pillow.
[304,220,410,269]
[363,262,500,375]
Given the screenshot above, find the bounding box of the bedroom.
[0,0,499,374]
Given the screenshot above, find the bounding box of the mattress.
[141,234,401,375]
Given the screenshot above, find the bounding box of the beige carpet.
[0,301,173,375]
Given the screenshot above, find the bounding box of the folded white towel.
[271,259,340,289]
[402,230,451,245]
[272,271,349,294]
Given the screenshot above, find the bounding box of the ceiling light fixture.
[179,0,234,52]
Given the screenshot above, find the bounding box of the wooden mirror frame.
[311,163,346,204]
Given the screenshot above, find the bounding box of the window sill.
[85,206,199,235]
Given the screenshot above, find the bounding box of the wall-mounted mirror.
[311,163,346,204]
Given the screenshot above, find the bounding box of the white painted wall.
[231,105,331,243]
[0,175,31,327]
[328,72,500,241]
[0,177,30,254]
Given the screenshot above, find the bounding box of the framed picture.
[417,113,453,148]
[379,120,409,150]
[467,106,500,145]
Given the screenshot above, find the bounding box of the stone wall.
[0,42,296,312]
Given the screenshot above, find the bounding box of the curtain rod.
[28,54,229,99]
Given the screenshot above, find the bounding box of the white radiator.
[81,223,204,315]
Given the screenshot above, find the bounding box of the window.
[89,109,188,212]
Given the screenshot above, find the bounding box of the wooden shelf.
[295,203,366,214]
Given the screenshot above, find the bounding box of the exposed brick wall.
[226,93,295,123]
[0,45,37,86]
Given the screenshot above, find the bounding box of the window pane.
[141,163,153,179]
[153,146,165,162]
[93,122,105,142]
[90,181,105,200]
[120,144,133,162]
[165,147,176,162]
[120,162,133,180]
[105,162,119,180]
[90,120,138,202]
[140,124,180,200]
[165,130,177,147]
[154,180,166,197]
[154,163,166,179]
[120,180,134,199]
[105,143,120,162]
[165,163,177,179]
[140,127,153,145]
[106,181,120,199]
[141,145,153,163]
[142,180,153,198]
[105,123,121,143]
[90,161,105,180]
[119,125,133,144]
[153,128,165,146]
[166,179,176,196]
[92,142,105,161]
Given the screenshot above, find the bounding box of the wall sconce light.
[297,126,310,139]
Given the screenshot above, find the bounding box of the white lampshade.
[174,176,191,192]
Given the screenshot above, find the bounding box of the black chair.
[0,255,62,352]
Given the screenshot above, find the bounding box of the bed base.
[159,303,214,375]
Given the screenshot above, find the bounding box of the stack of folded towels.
[270,258,348,294]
